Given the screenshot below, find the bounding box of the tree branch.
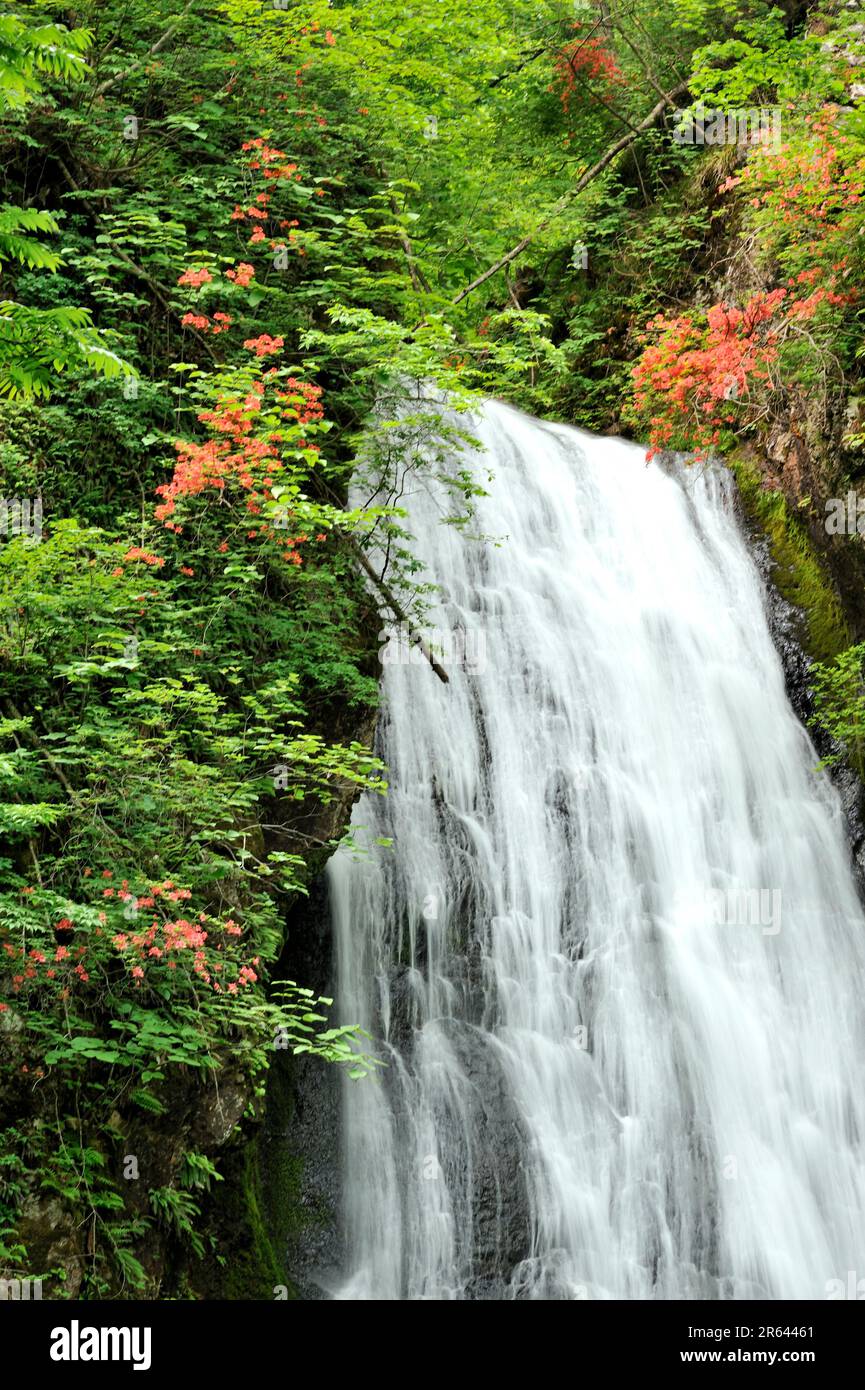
[56,156,219,364]
[606,16,682,112]
[4,701,79,801]
[91,0,198,100]
[451,82,688,307]
[389,197,433,294]
[342,533,450,684]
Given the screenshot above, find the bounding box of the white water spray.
[329,400,865,1301]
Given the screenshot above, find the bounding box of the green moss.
[195,1054,331,1300]
[188,1137,287,1300]
[239,1144,288,1299]
[732,457,851,663]
[258,1055,332,1289]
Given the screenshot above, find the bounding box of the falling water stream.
[327,400,865,1301]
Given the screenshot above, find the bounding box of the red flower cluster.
[112,912,259,994]
[277,377,324,424]
[721,108,862,241]
[124,547,165,568]
[243,333,284,357]
[552,25,625,113]
[230,136,310,260]
[181,311,232,335]
[1,872,263,1012]
[154,371,325,568]
[633,108,863,458]
[4,935,90,992]
[716,108,861,304]
[178,267,213,287]
[226,261,255,288]
[151,138,333,570]
[154,368,315,545]
[633,290,787,459]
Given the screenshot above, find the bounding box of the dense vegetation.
[3,0,865,1297]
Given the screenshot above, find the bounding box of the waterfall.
[327,399,865,1301]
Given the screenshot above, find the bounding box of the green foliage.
[0,207,63,271]
[180,1152,224,1192]
[2,0,863,1298]
[149,1186,205,1257]
[0,12,90,111]
[0,302,131,399]
[689,11,837,107]
[0,12,127,399]
[810,644,865,775]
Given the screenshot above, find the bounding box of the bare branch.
[343,534,450,684]
[451,82,687,307]
[91,0,197,100]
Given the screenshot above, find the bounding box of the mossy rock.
[733,455,851,663]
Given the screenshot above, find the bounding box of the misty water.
[327,400,865,1300]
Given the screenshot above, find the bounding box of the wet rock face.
[745,521,813,727]
[738,494,865,895]
[270,874,344,1300]
[763,427,865,641]
[14,1197,83,1300]
[278,886,533,1299]
[433,1019,531,1296]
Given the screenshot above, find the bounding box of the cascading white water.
[328,399,865,1301]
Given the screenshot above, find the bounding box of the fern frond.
[0,15,91,112]
[0,300,133,399]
